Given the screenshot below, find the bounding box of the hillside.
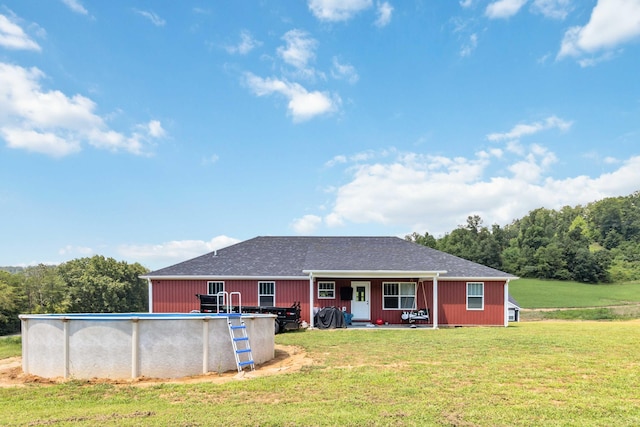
[0,267,24,274]
[407,191,640,283]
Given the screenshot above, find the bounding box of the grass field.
[0,336,20,359]
[509,278,640,308]
[2,322,640,426]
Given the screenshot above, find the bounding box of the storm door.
[350,281,370,320]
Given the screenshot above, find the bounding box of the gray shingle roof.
[145,236,516,279]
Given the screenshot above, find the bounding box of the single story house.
[142,236,519,328]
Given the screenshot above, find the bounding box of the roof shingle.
[145,236,516,279]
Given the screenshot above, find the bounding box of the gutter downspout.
[147,278,153,313]
[432,274,439,330]
[309,273,314,329]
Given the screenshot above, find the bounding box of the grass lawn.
[2,322,640,426]
[0,336,20,359]
[509,278,640,308]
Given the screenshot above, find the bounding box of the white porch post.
[309,273,314,329]
[147,278,153,313]
[504,280,510,327]
[432,274,439,329]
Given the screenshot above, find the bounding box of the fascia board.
[303,270,446,279]
[140,275,310,281]
[436,276,519,281]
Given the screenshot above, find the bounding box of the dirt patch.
[0,344,312,388]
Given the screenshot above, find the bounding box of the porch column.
[309,273,314,329]
[147,278,153,313]
[504,280,510,327]
[432,275,438,329]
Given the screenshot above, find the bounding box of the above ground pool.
[19,312,275,380]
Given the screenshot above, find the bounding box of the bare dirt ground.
[0,344,313,388]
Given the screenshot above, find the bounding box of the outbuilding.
[142,236,518,327]
[508,295,521,322]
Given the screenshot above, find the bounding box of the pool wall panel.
[20,314,275,380]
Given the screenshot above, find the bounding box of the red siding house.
[142,236,518,328]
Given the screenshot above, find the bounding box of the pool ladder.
[227,315,255,372]
[221,291,255,373]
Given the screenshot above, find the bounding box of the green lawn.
[509,278,640,308]
[0,335,20,359]
[2,322,640,426]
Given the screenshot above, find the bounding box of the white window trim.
[207,281,225,295]
[466,282,484,310]
[382,282,417,310]
[207,281,225,306]
[258,281,276,307]
[317,281,336,299]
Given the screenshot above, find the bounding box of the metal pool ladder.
[224,292,255,372]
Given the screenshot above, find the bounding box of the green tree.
[22,264,69,313]
[0,271,23,335]
[58,256,149,313]
[408,191,639,282]
[404,231,437,248]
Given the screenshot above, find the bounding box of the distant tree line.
[407,191,640,284]
[0,256,149,335]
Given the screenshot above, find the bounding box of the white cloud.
[558,0,640,63]
[375,2,393,27]
[331,57,359,83]
[277,29,318,71]
[507,144,557,182]
[531,0,571,20]
[487,116,573,141]
[485,0,528,19]
[244,72,340,122]
[58,245,93,256]
[1,128,80,157]
[201,153,219,166]
[61,0,88,15]
[146,120,166,138]
[325,154,348,167]
[576,50,616,67]
[0,13,41,51]
[460,33,478,56]
[134,9,166,27]
[325,149,391,167]
[291,214,323,234]
[192,8,210,15]
[0,62,165,157]
[308,0,373,22]
[460,0,475,8]
[225,30,261,55]
[313,148,640,237]
[118,235,240,266]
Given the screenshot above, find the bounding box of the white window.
[383,282,416,310]
[258,281,275,307]
[467,282,484,310]
[207,281,225,305]
[208,281,224,295]
[318,282,335,299]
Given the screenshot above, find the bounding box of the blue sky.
[1,0,639,270]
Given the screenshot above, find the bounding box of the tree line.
[0,256,149,335]
[406,191,640,284]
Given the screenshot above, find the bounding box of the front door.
[351,281,370,320]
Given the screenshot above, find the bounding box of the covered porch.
[304,269,445,329]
